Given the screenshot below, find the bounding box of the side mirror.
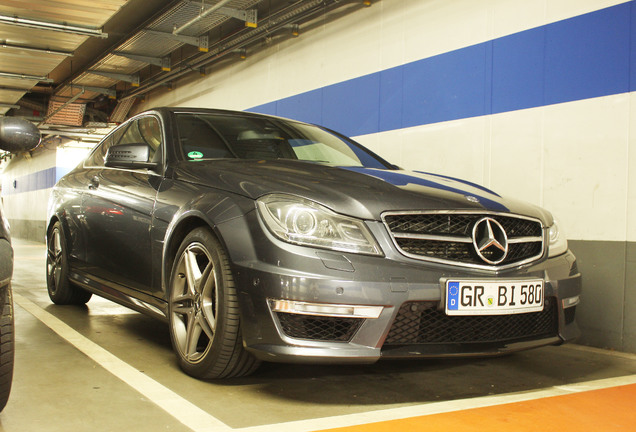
[105,143,158,170]
[0,117,41,153]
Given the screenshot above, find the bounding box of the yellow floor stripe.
[234,375,636,432]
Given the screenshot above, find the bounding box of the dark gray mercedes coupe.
[46,107,581,378]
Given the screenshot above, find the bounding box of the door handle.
[88,176,100,190]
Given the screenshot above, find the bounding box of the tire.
[0,286,14,411]
[46,222,92,305]
[168,227,260,379]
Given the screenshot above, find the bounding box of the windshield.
[175,112,391,168]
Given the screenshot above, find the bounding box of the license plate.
[445,280,544,316]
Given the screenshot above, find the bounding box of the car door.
[81,115,164,294]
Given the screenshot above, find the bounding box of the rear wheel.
[168,227,260,379]
[46,222,92,305]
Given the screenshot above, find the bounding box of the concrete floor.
[1,239,636,431]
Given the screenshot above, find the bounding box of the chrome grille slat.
[392,232,473,243]
[508,236,543,244]
[382,211,546,270]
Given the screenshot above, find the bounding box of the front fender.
[154,179,255,299]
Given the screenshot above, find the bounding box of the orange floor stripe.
[321,384,636,432]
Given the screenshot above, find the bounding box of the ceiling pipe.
[1,41,74,57]
[0,14,108,38]
[0,86,33,93]
[0,71,53,83]
[41,130,105,142]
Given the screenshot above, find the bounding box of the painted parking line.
[565,343,636,361]
[13,293,233,432]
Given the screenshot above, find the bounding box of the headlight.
[548,219,568,257]
[257,194,382,255]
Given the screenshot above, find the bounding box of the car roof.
[138,107,300,124]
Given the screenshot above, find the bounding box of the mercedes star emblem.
[472,217,508,265]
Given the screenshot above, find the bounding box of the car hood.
[171,160,552,224]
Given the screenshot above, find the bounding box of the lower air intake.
[384,297,558,345]
[275,313,364,342]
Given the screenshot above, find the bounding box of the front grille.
[384,297,558,345]
[383,212,545,268]
[396,239,474,261]
[387,213,478,236]
[275,313,364,342]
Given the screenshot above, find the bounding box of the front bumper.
[221,212,581,364]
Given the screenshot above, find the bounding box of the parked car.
[0,117,41,407]
[46,108,581,379]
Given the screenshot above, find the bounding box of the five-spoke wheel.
[170,240,217,364]
[168,227,259,378]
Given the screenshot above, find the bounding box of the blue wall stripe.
[0,166,75,196]
[2,167,58,195]
[248,1,635,137]
[632,3,636,90]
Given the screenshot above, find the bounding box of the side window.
[176,114,233,160]
[84,124,128,167]
[118,116,163,163]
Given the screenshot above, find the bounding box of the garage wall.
[1,143,87,242]
[135,0,636,353]
[1,148,56,242]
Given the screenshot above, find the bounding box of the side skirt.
[69,270,169,322]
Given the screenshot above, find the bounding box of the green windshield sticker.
[188,151,204,159]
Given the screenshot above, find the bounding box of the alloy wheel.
[46,227,63,293]
[170,242,218,364]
